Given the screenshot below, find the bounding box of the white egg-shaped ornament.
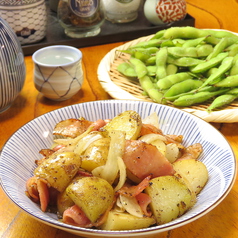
[144,0,187,25]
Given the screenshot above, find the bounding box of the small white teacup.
[33,45,84,101]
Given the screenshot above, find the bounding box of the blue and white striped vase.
[0,17,26,113]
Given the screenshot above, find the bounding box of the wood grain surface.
[1,1,238,237]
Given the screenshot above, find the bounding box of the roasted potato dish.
[26,110,209,230]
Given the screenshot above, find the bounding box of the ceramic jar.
[144,0,187,25]
[0,0,47,45]
[0,17,26,113]
[102,0,142,23]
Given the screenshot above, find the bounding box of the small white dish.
[33,45,84,101]
[0,100,236,237]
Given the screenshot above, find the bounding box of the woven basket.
[98,34,238,123]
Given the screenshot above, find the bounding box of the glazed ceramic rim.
[32,45,82,67]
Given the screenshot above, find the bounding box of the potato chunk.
[100,211,156,230]
[82,138,110,171]
[57,189,74,215]
[145,176,196,225]
[34,152,81,192]
[101,110,142,140]
[66,176,114,223]
[173,159,209,195]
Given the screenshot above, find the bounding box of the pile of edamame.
[117,26,238,112]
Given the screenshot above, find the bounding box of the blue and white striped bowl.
[0,100,236,237]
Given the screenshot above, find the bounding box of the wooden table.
[1,1,238,237]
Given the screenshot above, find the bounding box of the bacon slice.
[37,178,50,212]
[25,176,49,212]
[77,169,93,177]
[123,140,175,180]
[39,149,55,157]
[140,124,163,136]
[136,193,152,217]
[140,124,184,148]
[52,144,66,151]
[53,118,108,138]
[177,143,203,161]
[117,176,151,197]
[63,205,92,227]
[63,195,117,228]
[25,176,39,202]
[117,177,152,217]
[90,119,107,131]
[166,134,183,143]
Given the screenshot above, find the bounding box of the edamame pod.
[139,75,163,103]
[121,47,159,57]
[165,86,216,102]
[227,43,238,56]
[117,62,137,77]
[134,51,151,62]
[182,37,206,48]
[161,39,175,47]
[147,65,157,76]
[207,94,237,112]
[226,87,238,95]
[120,48,145,55]
[146,56,156,66]
[201,56,234,87]
[173,89,228,107]
[214,74,238,87]
[151,29,166,40]
[172,38,186,46]
[230,58,238,75]
[167,57,203,67]
[129,39,164,49]
[206,67,218,77]
[155,48,168,80]
[191,52,228,73]
[157,72,191,90]
[204,35,220,45]
[196,44,214,58]
[164,79,203,98]
[206,37,228,60]
[168,47,198,58]
[129,57,148,79]
[147,88,164,103]
[166,64,178,75]
[163,27,208,39]
[204,29,238,39]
